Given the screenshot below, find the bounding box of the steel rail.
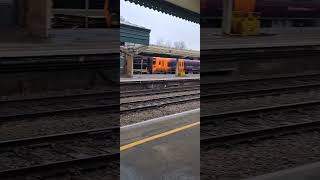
[0,127,119,177]
[201,82,320,101]
[0,153,119,178]
[0,103,119,120]
[201,120,320,145]
[201,99,320,124]
[201,73,320,87]
[121,85,200,98]
[0,126,119,147]
[121,93,200,112]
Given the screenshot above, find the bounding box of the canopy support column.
[124,53,134,78]
[25,0,51,38]
[222,0,233,35]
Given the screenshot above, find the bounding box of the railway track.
[0,92,119,120]
[0,83,199,178]
[121,92,200,113]
[201,73,320,101]
[0,127,119,178]
[0,84,199,103]
[121,85,200,98]
[1,155,119,179]
[201,118,320,179]
[121,78,199,91]
[201,99,320,179]
[0,89,118,104]
[201,99,320,144]
[202,120,320,145]
[0,85,199,121]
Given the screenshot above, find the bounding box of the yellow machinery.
[176,59,186,77]
[231,0,260,36]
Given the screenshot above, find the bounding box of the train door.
[146,57,152,74]
[184,60,190,74]
[163,58,169,73]
[179,59,185,72]
[168,59,176,74]
[176,59,185,76]
[0,0,16,27]
[159,58,165,73]
[179,59,184,72]
[152,58,157,74]
[159,58,163,73]
[158,58,162,73]
[152,57,161,74]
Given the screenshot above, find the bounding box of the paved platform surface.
[246,162,320,180]
[0,29,119,57]
[202,28,320,50]
[121,74,200,82]
[121,109,200,180]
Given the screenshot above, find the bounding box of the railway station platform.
[201,28,320,50]
[120,74,200,82]
[121,109,200,180]
[246,162,320,180]
[201,28,320,77]
[0,29,119,58]
[0,29,119,97]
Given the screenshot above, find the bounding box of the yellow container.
[232,12,260,36]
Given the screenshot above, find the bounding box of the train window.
[168,61,176,67]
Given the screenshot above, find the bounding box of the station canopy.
[124,0,200,23]
[121,45,200,59]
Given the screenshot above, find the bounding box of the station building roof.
[120,21,151,45]
[124,0,200,23]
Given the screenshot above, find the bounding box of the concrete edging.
[121,108,200,130]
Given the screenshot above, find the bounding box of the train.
[201,0,320,27]
[133,56,200,74]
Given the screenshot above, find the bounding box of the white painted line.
[121,108,200,130]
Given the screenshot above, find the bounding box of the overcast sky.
[120,0,200,51]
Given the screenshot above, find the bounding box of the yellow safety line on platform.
[120,121,200,151]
